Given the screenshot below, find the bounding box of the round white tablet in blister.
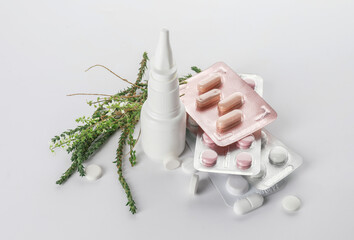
[182,157,197,174]
[269,146,288,166]
[249,165,265,179]
[282,195,301,213]
[189,174,199,195]
[225,175,249,196]
[85,164,103,181]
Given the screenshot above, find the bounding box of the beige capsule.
[218,92,244,115]
[197,75,222,93]
[196,89,221,109]
[216,109,243,132]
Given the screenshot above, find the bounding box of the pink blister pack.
[180,62,277,147]
[192,74,264,175]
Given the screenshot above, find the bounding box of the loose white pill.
[189,174,199,195]
[85,164,103,181]
[233,193,264,215]
[269,146,288,166]
[182,157,197,174]
[282,195,301,213]
[163,155,181,170]
[225,175,249,196]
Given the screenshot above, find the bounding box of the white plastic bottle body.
[140,102,186,160]
[140,28,186,162]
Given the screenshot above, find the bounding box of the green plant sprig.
[50,52,201,214]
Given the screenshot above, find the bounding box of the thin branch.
[119,95,142,98]
[67,93,113,97]
[67,93,141,100]
[85,64,143,89]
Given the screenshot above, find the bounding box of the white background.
[1,0,354,239]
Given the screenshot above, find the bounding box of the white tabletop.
[1,1,354,239]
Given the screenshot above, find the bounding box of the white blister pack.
[209,172,284,207]
[186,128,197,151]
[194,130,262,175]
[192,75,264,176]
[238,73,264,97]
[245,130,303,191]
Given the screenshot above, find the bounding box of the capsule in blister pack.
[192,74,264,176]
[180,62,277,147]
[184,73,264,137]
[245,130,303,191]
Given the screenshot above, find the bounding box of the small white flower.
[119,102,128,107]
[107,109,114,116]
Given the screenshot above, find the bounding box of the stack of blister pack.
[179,62,303,215]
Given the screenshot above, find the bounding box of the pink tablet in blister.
[244,79,256,90]
[194,129,262,176]
[180,62,277,147]
[236,152,253,170]
[202,133,216,148]
[236,135,255,149]
[202,132,228,155]
[238,74,264,97]
[201,149,218,167]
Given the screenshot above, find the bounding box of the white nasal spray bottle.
[140,29,186,169]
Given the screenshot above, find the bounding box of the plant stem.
[85,64,143,89]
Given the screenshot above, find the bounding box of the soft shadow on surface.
[197,175,213,195]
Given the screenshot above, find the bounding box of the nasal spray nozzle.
[140,29,186,169]
[146,29,180,117]
[153,29,176,78]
